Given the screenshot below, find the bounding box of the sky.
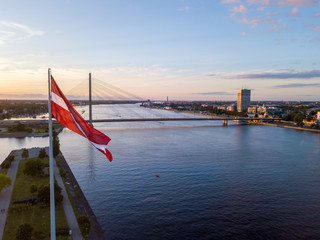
[0,0,319,101]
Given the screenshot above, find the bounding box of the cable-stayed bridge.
[65,74,280,125]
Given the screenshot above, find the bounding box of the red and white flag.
[51,76,113,161]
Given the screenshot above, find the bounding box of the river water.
[1,104,320,240]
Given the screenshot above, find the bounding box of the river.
[1,104,320,239]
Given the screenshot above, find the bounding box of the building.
[317,111,320,123]
[227,105,236,111]
[237,89,251,112]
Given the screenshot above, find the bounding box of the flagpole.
[89,72,92,126]
[48,68,56,240]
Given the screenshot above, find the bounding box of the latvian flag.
[51,76,113,161]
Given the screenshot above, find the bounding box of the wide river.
[1,104,320,240]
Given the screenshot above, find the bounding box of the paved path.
[0,148,46,239]
[53,153,82,239]
[0,149,21,240]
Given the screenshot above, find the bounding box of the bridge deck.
[90,117,280,123]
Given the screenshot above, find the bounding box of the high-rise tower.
[237,89,251,112]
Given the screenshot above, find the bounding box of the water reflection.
[87,144,97,182]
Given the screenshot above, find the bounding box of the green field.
[3,157,70,240]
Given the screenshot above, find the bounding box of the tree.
[0,174,11,192]
[21,149,29,159]
[37,184,50,204]
[38,148,47,158]
[30,184,37,194]
[293,113,305,123]
[1,155,14,169]
[23,159,44,177]
[283,112,294,121]
[16,223,33,240]
[77,215,91,238]
[37,181,63,205]
[297,121,304,127]
[16,122,26,131]
[53,129,60,157]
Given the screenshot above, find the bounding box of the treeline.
[0,101,48,120]
[188,103,247,117]
[283,110,319,128]
[8,122,32,133]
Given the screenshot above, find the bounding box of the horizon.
[0,0,320,101]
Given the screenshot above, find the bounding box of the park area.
[2,154,70,240]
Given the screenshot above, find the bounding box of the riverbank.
[183,110,320,133]
[255,121,320,133]
[56,152,107,239]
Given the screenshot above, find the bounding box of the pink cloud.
[230,5,248,15]
[179,6,190,12]
[290,7,299,17]
[258,6,267,11]
[312,26,320,31]
[247,0,270,4]
[264,14,286,31]
[242,31,247,36]
[275,0,316,6]
[240,17,260,29]
[239,13,286,31]
[314,13,320,17]
[221,0,241,3]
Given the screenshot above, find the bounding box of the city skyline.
[0,0,320,101]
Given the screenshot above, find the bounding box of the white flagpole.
[48,68,56,239]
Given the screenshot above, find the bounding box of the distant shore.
[0,126,64,138]
[256,121,320,133]
[183,110,320,133]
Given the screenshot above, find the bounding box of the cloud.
[274,83,320,88]
[224,0,318,32]
[238,12,286,31]
[221,0,241,4]
[195,92,234,95]
[179,6,190,12]
[264,13,286,31]
[206,73,218,76]
[0,21,44,45]
[247,0,270,4]
[241,31,247,36]
[235,69,320,79]
[310,36,320,42]
[274,0,316,6]
[230,5,248,15]
[240,17,260,29]
[258,6,267,11]
[312,26,320,31]
[247,0,316,6]
[290,7,299,17]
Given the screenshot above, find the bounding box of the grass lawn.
[34,128,48,133]
[3,157,70,240]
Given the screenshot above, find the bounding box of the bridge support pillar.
[223,120,228,126]
[89,73,93,127]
